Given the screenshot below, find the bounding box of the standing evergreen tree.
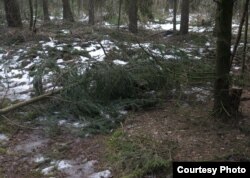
[214,0,235,118]
[62,0,74,22]
[180,0,189,34]
[42,0,50,21]
[3,0,22,27]
[128,0,138,33]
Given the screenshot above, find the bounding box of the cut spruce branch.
[0,89,60,115]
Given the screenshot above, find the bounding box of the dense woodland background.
[0,0,249,178]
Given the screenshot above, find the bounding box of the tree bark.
[62,0,74,22]
[230,0,250,67]
[117,0,123,30]
[128,0,138,33]
[213,0,234,118]
[180,0,189,34]
[88,0,95,25]
[173,0,177,32]
[3,0,22,27]
[42,0,50,21]
[242,0,249,74]
[28,0,33,30]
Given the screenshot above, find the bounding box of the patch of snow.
[56,47,64,51]
[119,110,128,115]
[233,66,240,70]
[74,46,84,51]
[82,160,98,175]
[0,134,9,141]
[79,56,89,63]
[72,122,87,128]
[144,22,180,31]
[43,41,56,48]
[34,155,46,163]
[164,55,175,59]
[57,59,64,63]
[17,49,24,53]
[61,29,70,34]
[57,160,72,170]
[205,42,211,47]
[58,120,67,126]
[41,166,55,175]
[88,170,112,178]
[113,60,128,65]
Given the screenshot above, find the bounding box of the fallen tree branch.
[0,89,61,115]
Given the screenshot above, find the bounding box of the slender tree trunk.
[42,0,50,21]
[117,0,123,30]
[213,5,219,37]
[28,0,33,30]
[32,0,38,32]
[180,0,189,34]
[173,0,177,32]
[3,0,22,27]
[213,0,234,118]
[242,0,249,74]
[88,0,95,25]
[62,0,74,22]
[128,0,138,33]
[230,0,250,67]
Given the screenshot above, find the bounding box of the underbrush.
[32,53,215,135]
[106,130,173,178]
[49,59,175,134]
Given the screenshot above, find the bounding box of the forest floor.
[0,22,250,178]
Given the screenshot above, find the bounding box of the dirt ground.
[0,94,249,177]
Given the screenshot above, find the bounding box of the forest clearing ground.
[0,98,249,177]
[0,24,249,177]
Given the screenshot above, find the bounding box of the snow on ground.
[40,159,111,178]
[0,38,119,101]
[0,134,9,141]
[113,59,128,65]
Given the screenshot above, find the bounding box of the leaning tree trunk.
[128,0,138,33]
[214,0,234,118]
[3,0,22,27]
[180,0,189,34]
[88,0,95,25]
[42,0,50,21]
[62,0,74,22]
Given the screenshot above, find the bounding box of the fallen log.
[0,89,60,115]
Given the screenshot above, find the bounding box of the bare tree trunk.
[33,0,38,32]
[173,0,177,32]
[28,0,33,30]
[42,0,50,21]
[128,0,138,33]
[3,0,22,27]
[180,0,189,34]
[62,0,74,22]
[117,0,123,30]
[230,0,250,67]
[242,0,249,74]
[214,0,235,118]
[88,0,95,25]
